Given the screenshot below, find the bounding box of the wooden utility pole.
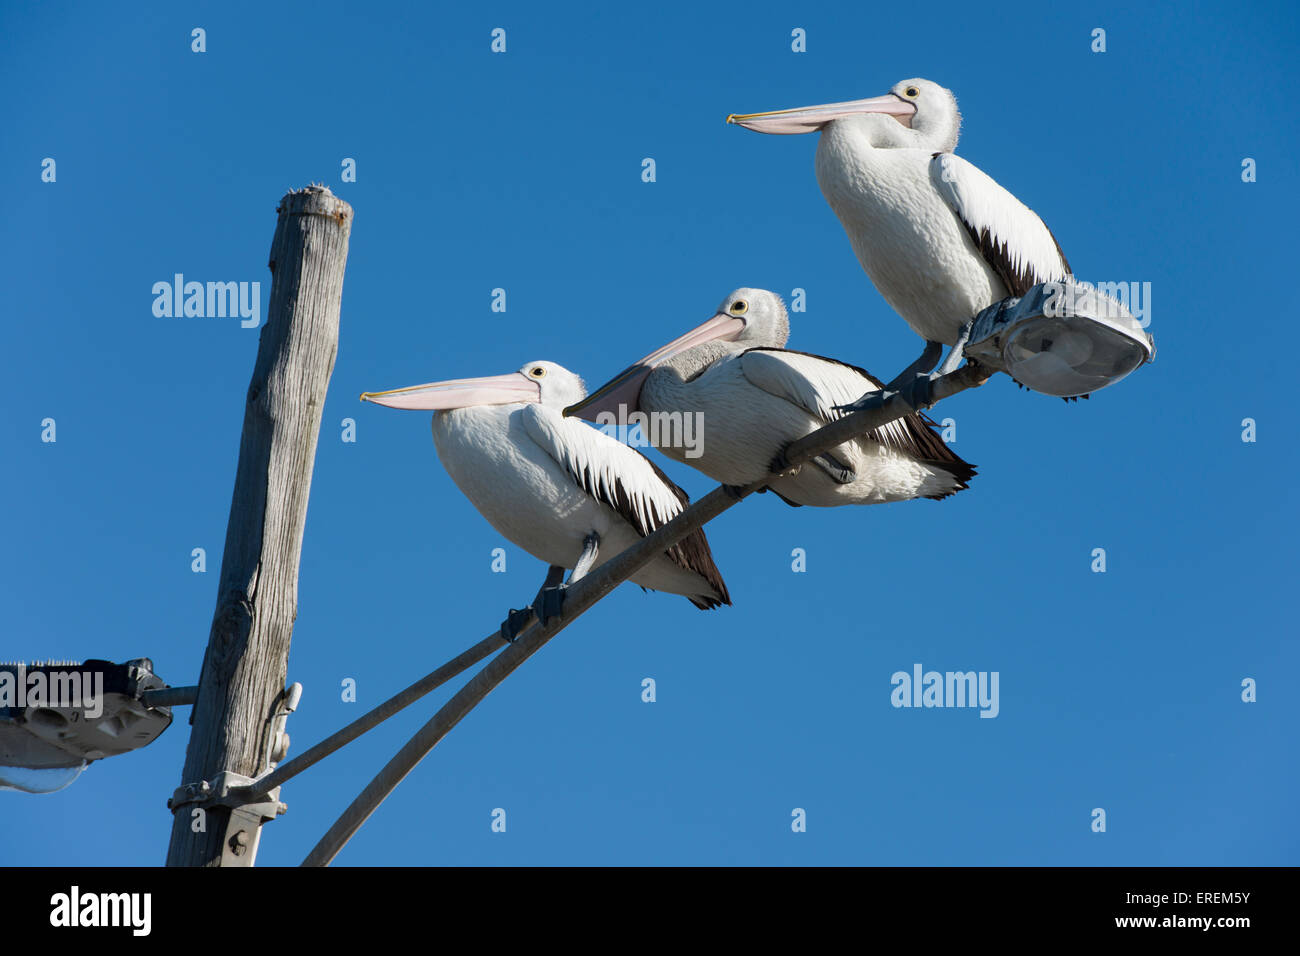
[166,186,352,866]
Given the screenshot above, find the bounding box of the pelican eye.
[905,86,919,98]
[530,367,546,377]
[729,300,748,315]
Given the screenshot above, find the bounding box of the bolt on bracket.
[165,682,302,866]
[168,770,287,866]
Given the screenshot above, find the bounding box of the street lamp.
[1,658,180,793]
[963,279,1155,397]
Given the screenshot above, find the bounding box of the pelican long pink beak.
[727,94,915,134]
[360,372,540,410]
[564,312,746,421]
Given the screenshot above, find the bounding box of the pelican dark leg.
[886,339,943,390]
[769,445,853,484]
[834,326,972,414]
[529,532,601,631]
[501,564,567,643]
[934,322,973,378]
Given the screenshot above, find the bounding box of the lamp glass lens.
[0,761,88,793]
[1003,316,1147,396]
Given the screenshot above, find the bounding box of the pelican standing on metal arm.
[728,78,1074,407]
[362,361,731,641]
[566,289,974,507]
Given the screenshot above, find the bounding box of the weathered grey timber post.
[166,186,352,866]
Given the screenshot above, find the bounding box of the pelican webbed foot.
[833,380,928,415]
[500,606,536,644]
[501,564,568,643]
[533,584,567,624]
[811,453,855,484]
[776,444,853,483]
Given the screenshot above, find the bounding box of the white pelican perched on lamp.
[361,361,730,640]
[728,78,1073,402]
[565,289,974,507]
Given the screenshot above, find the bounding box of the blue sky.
[2,0,1296,865]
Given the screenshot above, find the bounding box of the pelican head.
[714,287,789,348]
[727,77,961,152]
[361,360,586,411]
[564,288,788,420]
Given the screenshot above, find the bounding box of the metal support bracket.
[168,771,286,866]
[166,682,302,866]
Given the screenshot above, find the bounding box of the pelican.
[728,78,1073,403]
[565,289,975,507]
[361,361,731,640]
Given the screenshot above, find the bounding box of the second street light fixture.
[0,658,180,793]
[963,278,1155,398]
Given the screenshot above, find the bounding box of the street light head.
[964,280,1155,398]
[1,658,175,792]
